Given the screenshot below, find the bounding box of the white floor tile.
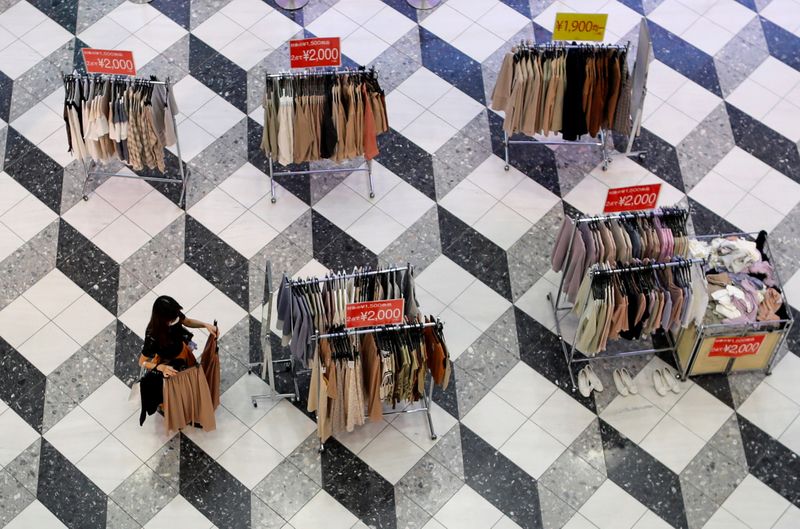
[81,376,139,431]
[750,169,800,215]
[631,510,673,529]
[391,402,457,452]
[451,22,505,63]
[429,86,485,131]
[648,0,700,35]
[314,182,373,230]
[191,95,245,139]
[341,26,390,65]
[499,420,566,478]
[760,0,800,34]
[779,414,800,454]
[445,0,496,21]
[450,279,510,333]
[168,118,217,161]
[738,382,800,439]
[722,474,791,529]
[347,206,406,254]
[531,389,596,446]
[439,179,496,226]
[0,1,46,37]
[219,373,275,427]
[76,435,142,494]
[668,384,732,441]
[107,1,160,32]
[665,79,720,122]
[645,61,689,101]
[563,175,609,216]
[680,18,734,55]
[436,307,482,360]
[21,269,83,319]
[94,176,154,214]
[306,7,359,39]
[727,78,781,120]
[4,501,68,529]
[115,33,158,69]
[772,504,800,529]
[289,490,357,529]
[724,194,785,234]
[642,102,698,145]
[477,2,530,41]
[687,170,747,217]
[401,111,458,154]
[10,101,64,146]
[54,293,115,346]
[748,57,800,99]
[466,155,526,200]
[336,419,390,455]
[711,146,773,191]
[634,358,692,412]
[134,12,186,54]
[0,39,41,79]
[189,288,247,338]
[639,415,706,473]
[501,177,560,225]
[386,90,426,132]
[417,255,476,306]
[578,480,647,529]
[359,425,425,484]
[473,201,532,251]
[220,0,274,29]
[0,285,51,348]
[0,172,29,217]
[365,5,416,45]
[1,193,56,242]
[434,485,504,529]
[218,210,279,259]
[419,4,472,42]
[514,276,558,330]
[218,430,284,489]
[375,180,434,228]
[93,214,152,263]
[764,353,800,405]
[155,264,216,310]
[0,408,40,466]
[113,412,176,461]
[250,184,309,232]
[173,75,219,119]
[250,10,301,49]
[18,322,81,375]
[762,99,800,141]
[600,393,666,444]
[462,391,527,449]
[252,400,317,456]
[45,405,108,463]
[144,495,214,529]
[562,513,601,529]
[125,190,183,237]
[0,222,23,261]
[396,68,453,109]
[493,362,557,418]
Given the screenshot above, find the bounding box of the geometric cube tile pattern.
[1,0,800,528]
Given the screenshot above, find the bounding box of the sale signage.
[603,184,661,213]
[553,13,608,42]
[708,335,766,358]
[346,299,405,329]
[82,48,136,76]
[289,37,341,69]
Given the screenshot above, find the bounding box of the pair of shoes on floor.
[613,368,638,396]
[578,366,603,397]
[653,367,681,396]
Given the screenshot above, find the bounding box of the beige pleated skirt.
[163,366,216,433]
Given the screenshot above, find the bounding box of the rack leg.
[599,129,610,171]
[80,158,93,201]
[423,375,437,440]
[367,159,375,198]
[503,131,510,171]
[269,155,277,203]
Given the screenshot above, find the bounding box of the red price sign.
[603,184,661,213]
[290,37,341,69]
[82,48,136,76]
[709,335,766,358]
[346,299,405,329]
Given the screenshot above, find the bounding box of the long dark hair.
[147,295,183,346]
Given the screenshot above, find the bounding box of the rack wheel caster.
[430,434,438,440]
[546,293,551,301]
[318,446,325,453]
[602,162,609,171]
[369,192,375,198]
[271,197,277,204]
[252,400,258,408]
[638,153,646,161]
[82,195,89,201]
[504,165,510,171]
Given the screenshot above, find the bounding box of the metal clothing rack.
[264,68,379,202]
[250,264,411,407]
[63,73,188,208]
[553,258,705,389]
[545,208,692,388]
[500,42,629,173]
[311,318,443,452]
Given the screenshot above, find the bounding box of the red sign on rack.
[603,184,661,213]
[346,299,405,329]
[708,335,766,358]
[82,48,136,76]
[289,37,341,69]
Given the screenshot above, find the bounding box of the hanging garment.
[163,366,217,433]
[200,329,220,410]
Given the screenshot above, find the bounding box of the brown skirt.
[163,366,216,433]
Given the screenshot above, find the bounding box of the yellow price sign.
[552,13,608,41]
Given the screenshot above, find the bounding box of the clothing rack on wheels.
[551,257,706,389]
[263,67,384,203]
[546,208,694,389]
[311,319,443,452]
[496,41,631,173]
[62,73,188,208]
[250,264,413,407]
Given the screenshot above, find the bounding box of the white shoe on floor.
[653,369,668,396]
[578,368,592,398]
[620,368,638,395]
[661,367,681,393]
[586,365,604,392]
[613,369,629,396]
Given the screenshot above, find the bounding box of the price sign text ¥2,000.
[82,49,136,76]
[552,13,608,42]
[708,335,766,358]
[290,38,341,69]
[345,299,405,329]
[603,184,661,213]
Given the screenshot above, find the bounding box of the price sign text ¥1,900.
[345,299,405,329]
[708,335,766,358]
[603,184,661,213]
[290,38,342,69]
[552,13,608,42]
[82,48,136,76]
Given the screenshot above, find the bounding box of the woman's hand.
[157,365,178,378]
[205,323,219,337]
